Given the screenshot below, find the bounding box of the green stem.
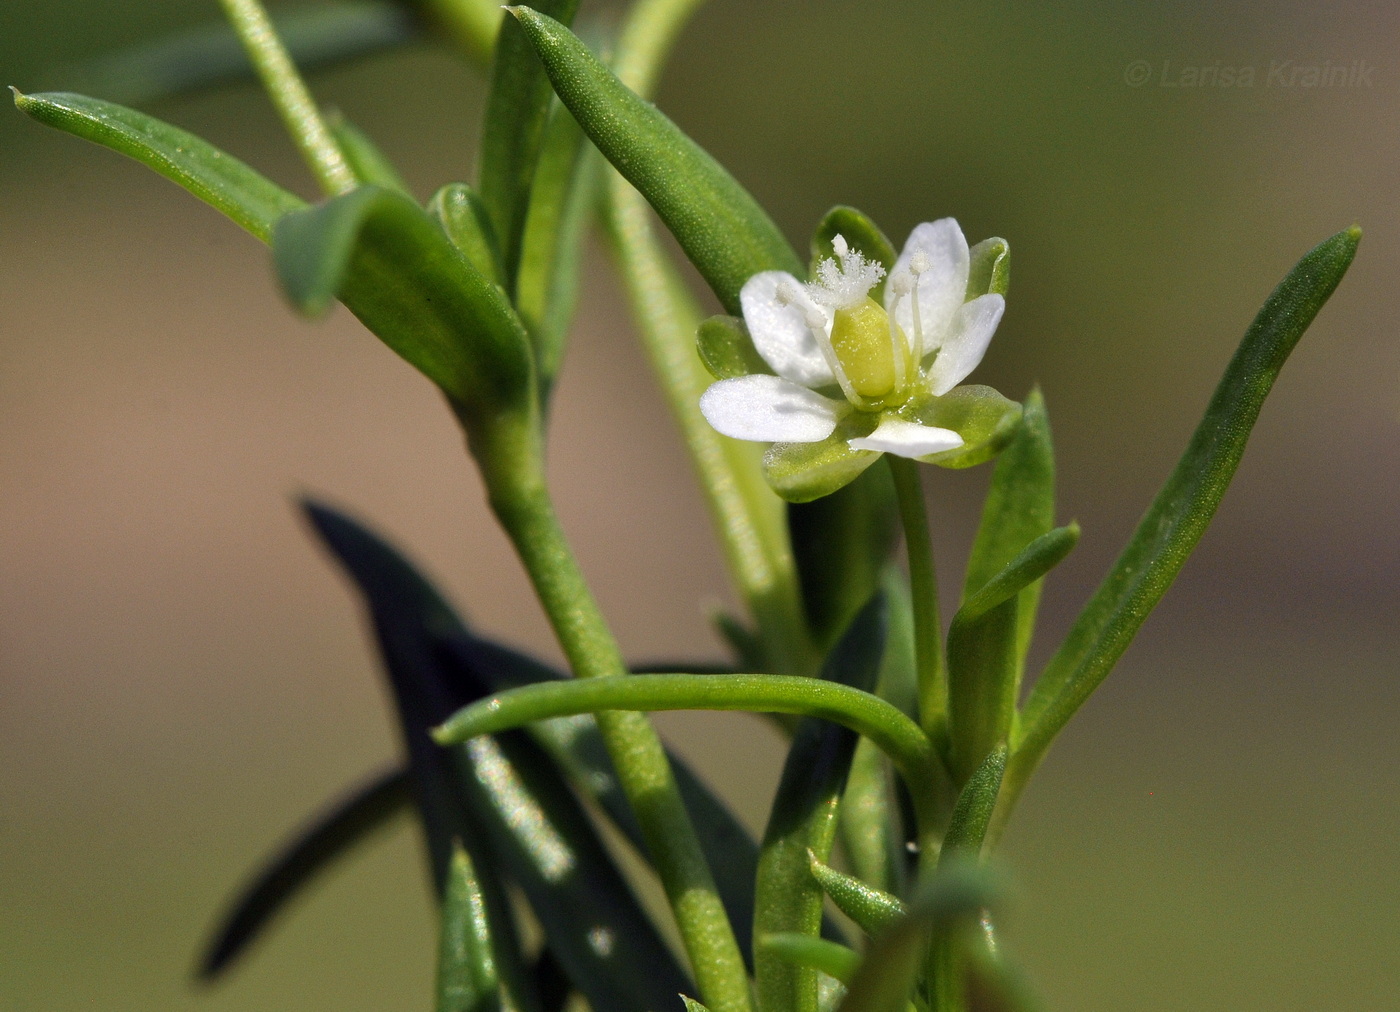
[888,456,945,743]
[604,0,815,676]
[218,0,356,195]
[476,426,753,1012]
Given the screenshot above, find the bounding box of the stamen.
[908,267,926,364]
[802,305,861,405]
[910,249,931,275]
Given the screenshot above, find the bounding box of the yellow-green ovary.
[830,298,900,400]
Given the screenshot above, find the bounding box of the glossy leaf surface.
[508,6,803,313]
[1013,227,1361,796]
[272,185,533,420]
[199,765,411,978]
[13,90,304,242]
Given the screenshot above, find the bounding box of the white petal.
[740,271,835,387]
[886,219,970,356]
[925,294,1004,396]
[847,417,964,458]
[699,375,842,443]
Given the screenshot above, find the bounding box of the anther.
[910,250,931,275]
[832,234,850,259]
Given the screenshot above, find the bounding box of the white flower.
[699,218,1005,461]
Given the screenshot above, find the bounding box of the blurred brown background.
[2,1,1397,1009]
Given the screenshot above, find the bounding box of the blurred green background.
[1,1,1397,1009]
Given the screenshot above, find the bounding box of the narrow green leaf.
[834,864,1002,1012]
[443,634,765,971]
[434,672,940,791]
[811,207,896,302]
[13,90,305,242]
[478,0,580,288]
[808,853,907,937]
[1012,226,1361,810]
[761,934,862,986]
[198,765,411,979]
[304,502,694,1012]
[939,747,1006,864]
[945,527,1078,783]
[271,185,534,419]
[788,466,900,652]
[755,595,885,1012]
[681,997,714,1012]
[429,183,507,287]
[48,2,420,107]
[965,238,1010,300]
[697,315,773,380]
[901,386,1023,470]
[438,843,503,1012]
[328,111,413,196]
[508,6,804,314]
[413,0,503,67]
[515,103,601,398]
[961,389,1055,695]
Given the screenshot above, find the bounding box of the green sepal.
[939,746,1007,864]
[755,595,885,1012]
[901,385,1023,469]
[328,110,413,196]
[698,315,772,380]
[763,415,882,504]
[438,842,504,1012]
[47,2,419,107]
[198,766,412,979]
[1011,226,1362,822]
[478,0,580,288]
[808,852,907,937]
[506,6,804,314]
[967,238,1010,299]
[811,207,897,302]
[833,863,1003,1012]
[429,183,507,287]
[516,103,600,398]
[789,465,899,651]
[760,934,862,986]
[12,90,305,242]
[947,527,1077,783]
[271,185,534,421]
[681,997,714,1012]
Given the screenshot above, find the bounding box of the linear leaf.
[961,388,1054,685]
[198,765,411,978]
[440,634,764,970]
[946,527,1077,783]
[834,864,1002,1012]
[755,595,885,1012]
[429,183,507,286]
[760,935,862,986]
[271,185,533,419]
[1013,227,1361,800]
[304,501,692,1012]
[509,6,803,313]
[515,103,600,398]
[434,673,940,790]
[939,747,1006,864]
[478,0,580,288]
[13,90,304,242]
[808,853,907,937]
[438,843,504,1012]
